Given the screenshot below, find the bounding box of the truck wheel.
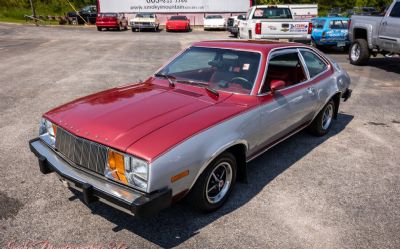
[187,152,237,212]
[349,39,370,65]
[308,100,336,137]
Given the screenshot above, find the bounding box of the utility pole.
[29,0,38,26]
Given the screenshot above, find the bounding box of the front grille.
[135,22,150,25]
[227,18,234,27]
[55,128,108,175]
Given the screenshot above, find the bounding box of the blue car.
[311,17,350,49]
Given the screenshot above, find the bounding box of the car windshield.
[170,16,187,20]
[206,15,223,19]
[312,19,326,29]
[136,13,155,18]
[253,7,292,19]
[158,47,261,95]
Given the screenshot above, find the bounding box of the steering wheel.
[230,77,252,90]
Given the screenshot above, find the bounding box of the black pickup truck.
[67,5,97,25]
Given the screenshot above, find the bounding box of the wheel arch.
[188,141,249,191]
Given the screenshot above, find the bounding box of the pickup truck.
[67,5,97,25]
[238,5,315,41]
[348,0,400,65]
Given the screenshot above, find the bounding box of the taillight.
[308,22,313,34]
[255,23,262,35]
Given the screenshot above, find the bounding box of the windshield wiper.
[154,73,175,87]
[175,79,219,97]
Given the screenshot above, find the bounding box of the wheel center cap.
[218,180,224,188]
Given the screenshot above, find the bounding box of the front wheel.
[349,39,370,65]
[308,100,336,136]
[97,27,102,31]
[187,152,237,212]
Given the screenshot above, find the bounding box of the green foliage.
[0,0,95,20]
[0,0,395,22]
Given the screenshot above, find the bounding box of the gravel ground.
[0,23,399,249]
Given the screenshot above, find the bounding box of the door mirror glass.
[238,15,245,20]
[270,80,286,93]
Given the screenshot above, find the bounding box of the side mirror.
[270,80,285,94]
[238,15,245,20]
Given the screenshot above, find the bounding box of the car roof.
[192,40,304,54]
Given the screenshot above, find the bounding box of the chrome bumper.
[29,138,171,217]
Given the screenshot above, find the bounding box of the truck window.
[390,2,400,17]
[330,20,347,29]
[252,7,292,19]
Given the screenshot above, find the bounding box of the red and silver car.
[29,40,351,217]
[166,16,191,32]
[96,13,128,31]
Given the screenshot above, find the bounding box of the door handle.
[307,87,316,95]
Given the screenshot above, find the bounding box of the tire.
[308,100,335,136]
[349,39,370,65]
[131,28,135,32]
[117,23,122,31]
[187,152,237,212]
[311,39,320,49]
[97,27,102,31]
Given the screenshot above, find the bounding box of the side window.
[341,20,349,28]
[390,2,400,17]
[300,50,328,78]
[330,20,345,29]
[262,51,307,93]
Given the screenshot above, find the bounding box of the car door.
[254,48,317,152]
[379,1,400,52]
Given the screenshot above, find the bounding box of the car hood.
[44,79,254,161]
[131,17,156,22]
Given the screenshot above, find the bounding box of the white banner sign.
[99,0,251,13]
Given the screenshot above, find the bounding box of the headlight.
[39,118,57,147]
[106,150,148,191]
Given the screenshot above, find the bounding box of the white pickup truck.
[238,5,317,41]
[348,0,400,65]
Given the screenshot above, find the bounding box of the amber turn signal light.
[107,150,127,184]
[171,170,189,183]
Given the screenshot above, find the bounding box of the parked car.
[227,15,245,37]
[67,5,97,25]
[238,5,315,41]
[96,13,128,31]
[348,0,400,65]
[311,17,350,49]
[166,15,191,32]
[130,12,160,32]
[29,40,351,217]
[204,15,226,30]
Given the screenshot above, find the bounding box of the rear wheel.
[308,100,335,136]
[187,152,237,212]
[349,39,370,65]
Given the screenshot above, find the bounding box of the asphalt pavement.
[0,23,399,249]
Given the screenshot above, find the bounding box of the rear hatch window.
[253,7,292,19]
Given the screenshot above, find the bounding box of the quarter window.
[300,50,328,78]
[390,3,400,17]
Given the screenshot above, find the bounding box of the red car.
[96,13,128,31]
[30,40,352,217]
[166,15,191,32]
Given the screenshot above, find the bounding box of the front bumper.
[342,88,352,102]
[227,26,238,34]
[29,138,172,217]
[131,23,157,29]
